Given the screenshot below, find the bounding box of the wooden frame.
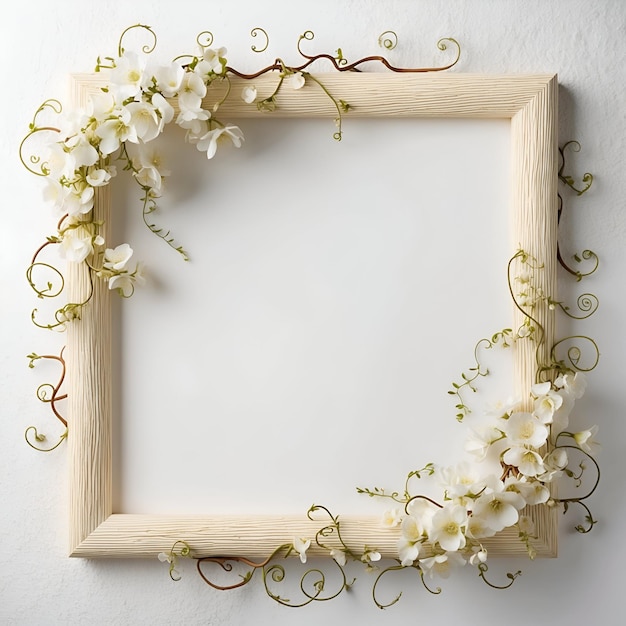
[67,72,558,558]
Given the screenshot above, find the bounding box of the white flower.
[397,515,424,566]
[472,487,525,533]
[573,425,600,454]
[285,71,305,90]
[153,62,185,97]
[96,107,137,155]
[381,508,402,528]
[86,167,113,187]
[64,133,99,169]
[503,446,545,477]
[241,85,257,104]
[330,549,346,566]
[429,504,467,552]
[126,100,162,143]
[419,552,465,579]
[507,477,550,505]
[503,412,548,448]
[439,462,485,504]
[63,184,95,217]
[195,47,227,79]
[405,497,436,535]
[531,383,563,424]
[177,72,209,122]
[129,144,170,194]
[195,124,244,159]
[464,425,503,460]
[157,552,172,564]
[485,396,521,419]
[59,225,103,263]
[151,92,174,125]
[109,51,146,100]
[556,372,587,400]
[361,549,381,564]
[103,243,133,271]
[465,514,497,540]
[469,546,488,566]
[292,537,310,564]
[540,448,569,481]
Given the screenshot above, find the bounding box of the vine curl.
[118,24,157,56]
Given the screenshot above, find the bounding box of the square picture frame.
[66,71,558,559]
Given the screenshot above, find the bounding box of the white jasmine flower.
[464,425,503,461]
[43,178,71,213]
[126,100,162,143]
[555,372,587,399]
[157,552,172,563]
[198,47,227,77]
[292,537,311,564]
[507,477,550,505]
[241,85,257,104]
[397,514,424,566]
[109,274,133,296]
[573,425,600,454]
[177,72,209,122]
[129,144,170,194]
[532,385,564,424]
[472,487,525,533]
[285,71,305,90]
[429,504,467,552]
[195,124,244,159]
[469,546,488,566]
[419,552,465,579]
[59,225,103,263]
[96,108,137,155]
[466,514,497,539]
[540,448,568,481]
[63,184,95,217]
[503,446,545,477]
[381,508,402,528]
[103,243,133,271]
[330,549,346,566]
[89,90,118,123]
[503,412,548,448]
[109,51,146,100]
[65,133,99,169]
[485,396,521,419]
[406,498,436,536]
[151,92,174,125]
[86,167,113,187]
[361,549,381,564]
[439,462,485,504]
[153,62,185,97]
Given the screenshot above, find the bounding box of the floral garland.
[21,26,599,607]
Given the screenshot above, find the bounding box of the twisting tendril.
[378,31,398,50]
[24,349,68,451]
[197,31,214,49]
[19,99,62,177]
[118,24,157,56]
[250,27,269,53]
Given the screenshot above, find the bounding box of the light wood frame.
[67,72,558,558]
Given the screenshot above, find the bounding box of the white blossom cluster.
[39,44,244,295]
[382,371,598,579]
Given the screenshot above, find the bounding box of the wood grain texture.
[68,72,558,558]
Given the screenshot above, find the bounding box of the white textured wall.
[1,1,624,624]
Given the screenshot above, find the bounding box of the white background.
[1,1,624,624]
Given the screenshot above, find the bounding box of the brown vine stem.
[226,36,460,79]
